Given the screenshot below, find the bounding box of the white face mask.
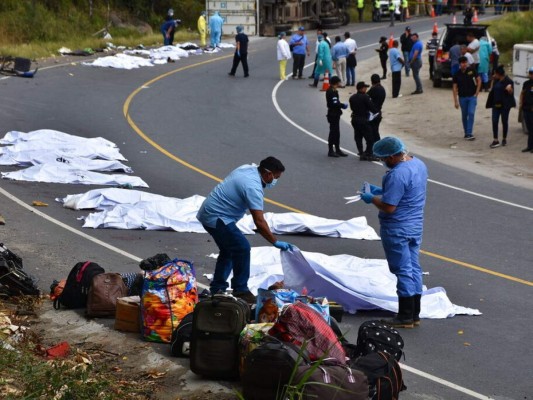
[266,178,278,189]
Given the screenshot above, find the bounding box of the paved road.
[0,14,531,400]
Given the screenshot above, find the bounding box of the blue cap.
[373,137,406,157]
[298,26,305,31]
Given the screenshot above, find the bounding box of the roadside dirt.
[340,40,533,191]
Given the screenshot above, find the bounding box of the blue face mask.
[266,178,278,189]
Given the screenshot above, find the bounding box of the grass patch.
[487,11,533,66]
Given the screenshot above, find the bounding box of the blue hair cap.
[373,137,406,157]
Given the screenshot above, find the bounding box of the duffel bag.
[355,320,404,361]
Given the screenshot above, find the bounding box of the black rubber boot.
[382,296,415,328]
[413,294,421,327]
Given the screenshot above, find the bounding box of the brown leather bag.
[86,273,128,317]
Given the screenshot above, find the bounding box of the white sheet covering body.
[58,188,380,239]
[244,247,481,319]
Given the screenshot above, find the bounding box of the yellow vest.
[389,1,395,11]
[358,0,364,8]
[402,0,408,8]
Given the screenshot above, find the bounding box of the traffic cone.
[452,14,457,24]
[433,22,438,34]
[473,9,478,22]
[320,71,330,91]
[431,6,436,18]
[388,34,394,49]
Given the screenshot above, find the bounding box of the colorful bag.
[238,322,274,375]
[269,301,346,364]
[256,288,330,323]
[141,259,198,343]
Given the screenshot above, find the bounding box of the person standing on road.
[478,37,492,91]
[290,27,310,79]
[466,32,480,71]
[400,0,408,22]
[228,25,249,77]
[326,76,349,157]
[308,29,323,80]
[310,34,333,88]
[344,32,358,86]
[426,31,438,81]
[197,11,207,47]
[408,33,423,94]
[277,32,292,80]
[400,27,413,77]
[332,36,349,87]
[486,65,516,148]
[388,0,396,27]
[389,40,405,98]
[350,81,379,160]
[453,56,481,140]
[376,36,389,79]
[357,0,365,22]
[197,157,293,304]
[209,11,224,48]
[519,67,533,153]
[367,74,386,143]
[161,18,179,46]
[359,136,428,329]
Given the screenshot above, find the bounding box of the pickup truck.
[432,24,491,88]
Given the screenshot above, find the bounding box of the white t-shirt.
[344,38,357,54]
[277,39,291,61]
[467,39,480,64]
[464,52,475,65]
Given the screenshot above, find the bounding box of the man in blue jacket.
[209,11,224,48]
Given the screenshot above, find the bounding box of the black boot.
[335,146,348,157]
[328,145,339,157]
[413,294,421,327]
[381,296,415,328]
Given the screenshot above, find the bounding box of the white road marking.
[271,35,533,213]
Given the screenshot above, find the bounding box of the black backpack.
[54,261,105,309]
[354,320,405,361]
[170,312,194,357]
[352,351,406,400]
[0,243,40,296]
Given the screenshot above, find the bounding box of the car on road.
[432,23,491,88]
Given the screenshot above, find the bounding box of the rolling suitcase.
[190,294,250,379]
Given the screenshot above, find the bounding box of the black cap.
[405,26,411,31]
[330,76,341,85]
[371,74,380,84]
[356,81,370,90]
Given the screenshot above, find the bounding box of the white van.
[513,43,533,134]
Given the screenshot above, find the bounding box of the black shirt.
[522,79,533,111]
[453,67,479,97]
[235,33,249,53]
[400,33,413,52]
[326,87,344,117]
[367,84,386,111]
[349,92,377,121]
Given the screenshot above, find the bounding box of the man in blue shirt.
[289,27,310,79]
[331,36,349,87]
[408,32,424,94]
[359,137,428,328]
[228,25,249,77]
[389,40,405,98]
[197,157,293,303]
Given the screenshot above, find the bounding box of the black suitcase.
[189,294,250,379]
[241,338,309,400]
[0,243,40,296]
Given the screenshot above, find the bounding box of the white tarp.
[0,130,143,186]
[83,53,154,69]
[58,188,380,239]
[124,45,190,61]
[244,247,481,319]
[1,164,148,187]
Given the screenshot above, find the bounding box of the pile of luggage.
[48,251,406,399]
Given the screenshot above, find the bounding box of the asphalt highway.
[0,13,531,400]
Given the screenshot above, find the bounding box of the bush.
[488,11,533,64]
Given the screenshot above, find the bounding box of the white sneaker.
[397,94,403,98]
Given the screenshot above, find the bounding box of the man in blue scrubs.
[197,157,293,304]
[360,137,428,328]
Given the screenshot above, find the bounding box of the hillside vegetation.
[0,0,201,58]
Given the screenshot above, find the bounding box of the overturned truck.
[206,0,350,37]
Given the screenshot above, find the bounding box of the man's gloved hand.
[361,192,374,204]
[361,182,383,195]
[342,103,348,109]
[273,241,293,251]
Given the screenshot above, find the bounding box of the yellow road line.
[421,250,533,286]
[122,56,305,214]
[123,55,532,287]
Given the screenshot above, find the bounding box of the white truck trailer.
[513,43,533,134]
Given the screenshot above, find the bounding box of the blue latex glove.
[273,241,293,251]
[236,50,240,57]
[360,182,383,196]
[342,103,348,109]
[361,192,374,204]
